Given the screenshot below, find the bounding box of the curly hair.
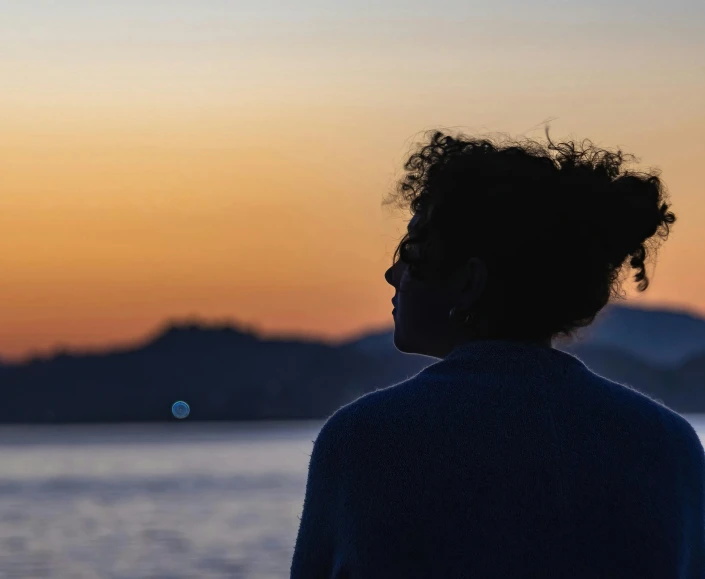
[383,128,676,341]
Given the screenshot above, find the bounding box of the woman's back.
[291,341,705,578]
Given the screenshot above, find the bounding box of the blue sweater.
[291,340,705,578]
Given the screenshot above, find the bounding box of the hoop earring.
[449,307,475,326]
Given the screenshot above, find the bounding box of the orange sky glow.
[1,2,703,361]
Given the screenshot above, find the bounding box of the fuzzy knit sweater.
[290,340,705,579]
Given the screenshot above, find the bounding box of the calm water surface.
[0,421,322,579]
[1,415,704,578]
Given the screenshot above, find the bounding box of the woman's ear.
[451,257,487,308]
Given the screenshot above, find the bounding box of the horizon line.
[1,300,703,366]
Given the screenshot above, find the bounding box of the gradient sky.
[1,0,704,361]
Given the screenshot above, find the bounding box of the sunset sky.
[1,0,703,361]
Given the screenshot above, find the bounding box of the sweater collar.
[437,339,586,374]
[446,339,553,359]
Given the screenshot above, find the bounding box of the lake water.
[1,415,704,578]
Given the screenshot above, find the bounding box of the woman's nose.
[384,264,396,287]
[385,261,403,288]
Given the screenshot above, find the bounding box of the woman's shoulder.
[654,404,705,464]
[329,374,424,424]
[313,373,431,453]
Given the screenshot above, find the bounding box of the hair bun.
[610,174,669,259]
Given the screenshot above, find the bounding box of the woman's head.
[383,128,676,358]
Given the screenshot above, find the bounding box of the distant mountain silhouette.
[0,303,703,423]
[567,303,705,365]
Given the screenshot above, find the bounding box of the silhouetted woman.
[290,129,705,578]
